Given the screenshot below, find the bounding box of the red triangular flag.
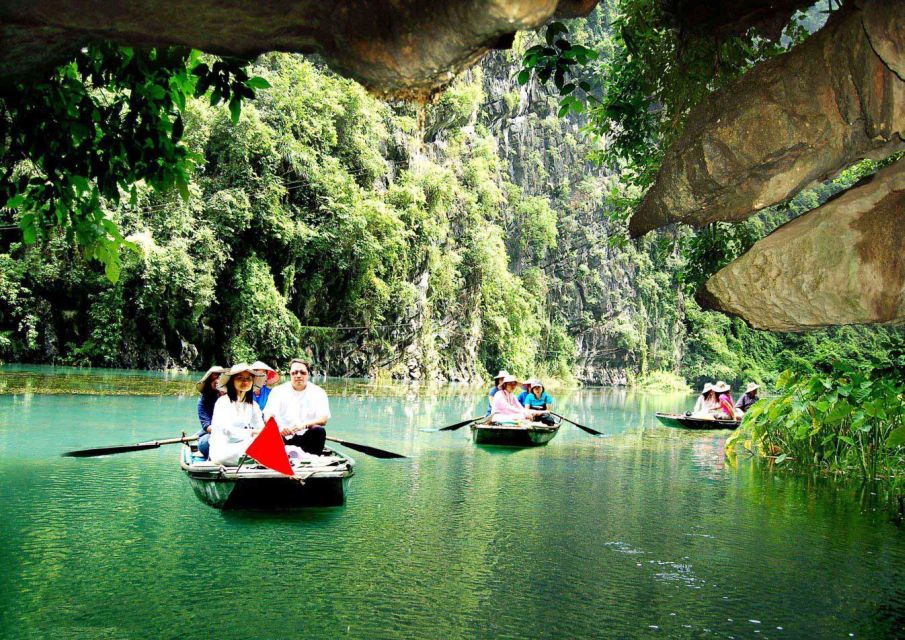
[245,417,294,476]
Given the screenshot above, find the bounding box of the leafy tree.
[0,43,268,280]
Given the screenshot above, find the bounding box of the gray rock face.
[630,0,905,237]
[701,157,905,331]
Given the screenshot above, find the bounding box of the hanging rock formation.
[700,158,905,331]
[0,0,596,99]
[630,0,905,237]
[0,0,820,99]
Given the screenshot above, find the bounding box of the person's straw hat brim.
[218,363,266,391]
[746,382,760,393]
[501,374,519,385]
[702,383,714,393]
[713,381,731,393]
[196,366,226,393]
[530,380,544,390]
[251,360,280,385]
[494,370,510,380]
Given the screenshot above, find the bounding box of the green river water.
[0,366,903,639]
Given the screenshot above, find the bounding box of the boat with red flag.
[180,444,355,509]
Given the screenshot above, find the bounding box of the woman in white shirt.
[208,363,266,466]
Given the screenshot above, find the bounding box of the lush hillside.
[0,5,901,386]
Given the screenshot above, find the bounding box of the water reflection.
[0,370,903,639]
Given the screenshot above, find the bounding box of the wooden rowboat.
[655,413,740,430]
[180,445,355,509]
[470,421,561,447]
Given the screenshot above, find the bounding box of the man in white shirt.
[264,358,330,455]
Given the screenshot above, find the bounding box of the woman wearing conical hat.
[208,363,266,466]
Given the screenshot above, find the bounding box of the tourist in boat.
[517,378,535,406]
[522,380,556,426]
[195,365,226,459]
[735,382,760,416]
[712,381,737,419]
[490,374,544,424]
[208,363,266,466]
[691,384,720,419]
[251,360,280,410]
[265,358,330,455]
[485,369,510,416]
[692,383,715,414]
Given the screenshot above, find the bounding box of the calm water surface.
[1,366,903,639]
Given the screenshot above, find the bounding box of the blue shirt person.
[523,381,555,426]
[194,366,226,459]
[251,360,280,410]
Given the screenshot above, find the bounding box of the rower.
[735,383,760,417]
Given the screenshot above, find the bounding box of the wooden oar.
[64,435,197,457]
[325,436,406,459]
[421,416,483,433]
[550,412,606,437]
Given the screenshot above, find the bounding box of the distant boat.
[470,421,561,447]
[180,445,355,509]
[655,413,740,430]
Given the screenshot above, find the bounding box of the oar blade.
[552,413,606,437]
[64,442,160,457]
[439,417,481,431]
[327,437,406,459]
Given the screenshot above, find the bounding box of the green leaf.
[245,76,271,89]
[229,98,241,124]
[886,426,905,448]
[147,84,166,101]
[545,22,568,46]
[6,194,25,209]
[172,88,186,112]
[517,69,530,85]
[175,176,190,202]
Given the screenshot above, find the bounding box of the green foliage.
[224,256,301,363]
[1,43,260,281]
[631,370,691,392]
[728,363,905,483]
[519,21,598,118]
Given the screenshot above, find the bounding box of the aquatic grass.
[727,366,905,491]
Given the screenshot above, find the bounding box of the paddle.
[550,412,606,437]
[421,416,483,433]
[325,436,406,459]
[64,435,197,457]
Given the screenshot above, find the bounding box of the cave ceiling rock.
[630,0,905,238]
[699,156,905,332]
[0,0,825,99]
[0,0,598,99]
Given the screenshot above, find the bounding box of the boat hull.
[470,423,560,447]
[180,446,354,509]
[655,413,740,430]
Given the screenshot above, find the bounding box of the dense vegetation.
[0,2,902,391]
[726,360,905,499]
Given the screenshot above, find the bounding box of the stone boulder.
[630,0,905,237]
[699,157,905,331]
